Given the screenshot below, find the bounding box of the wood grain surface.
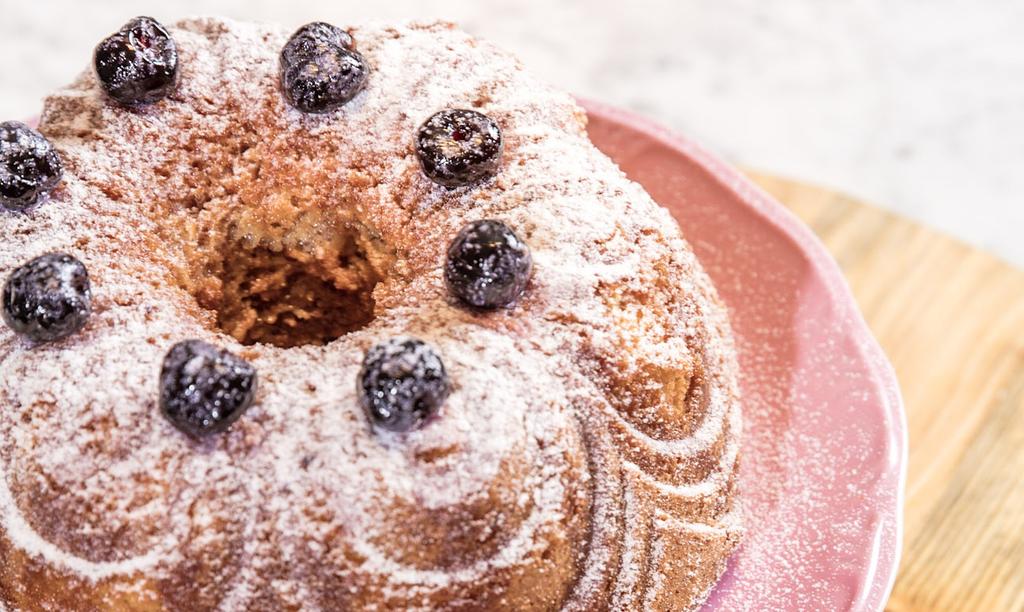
[745,172,1024,612]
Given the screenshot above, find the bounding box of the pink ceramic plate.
[581,100,906,611]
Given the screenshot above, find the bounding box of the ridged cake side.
[0,17,741,611]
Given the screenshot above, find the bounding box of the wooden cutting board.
[745,172,1024,612]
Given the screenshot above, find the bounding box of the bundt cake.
[0,16,742,611]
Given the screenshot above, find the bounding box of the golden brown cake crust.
[0,17,741,611]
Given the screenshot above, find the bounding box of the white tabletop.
[3,0,1021,266]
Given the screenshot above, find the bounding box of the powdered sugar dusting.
[0,17,741,610]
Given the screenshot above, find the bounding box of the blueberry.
[159,340,257,438]
[94,16,178,105]
[0,121,62,211]
[2,253,91,343]
[445,220,532,309]
[280,22,369,113]
[416,109,503,187]
[358,337,450,433]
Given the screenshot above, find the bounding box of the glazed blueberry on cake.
[0,16,741,612]
[94,17,179,105]
[0,121,63,211]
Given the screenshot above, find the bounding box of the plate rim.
[578,98,908,611]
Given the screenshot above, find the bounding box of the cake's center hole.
[217,228,382,348]
[183,198,390,348]
[157,124,395,349]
